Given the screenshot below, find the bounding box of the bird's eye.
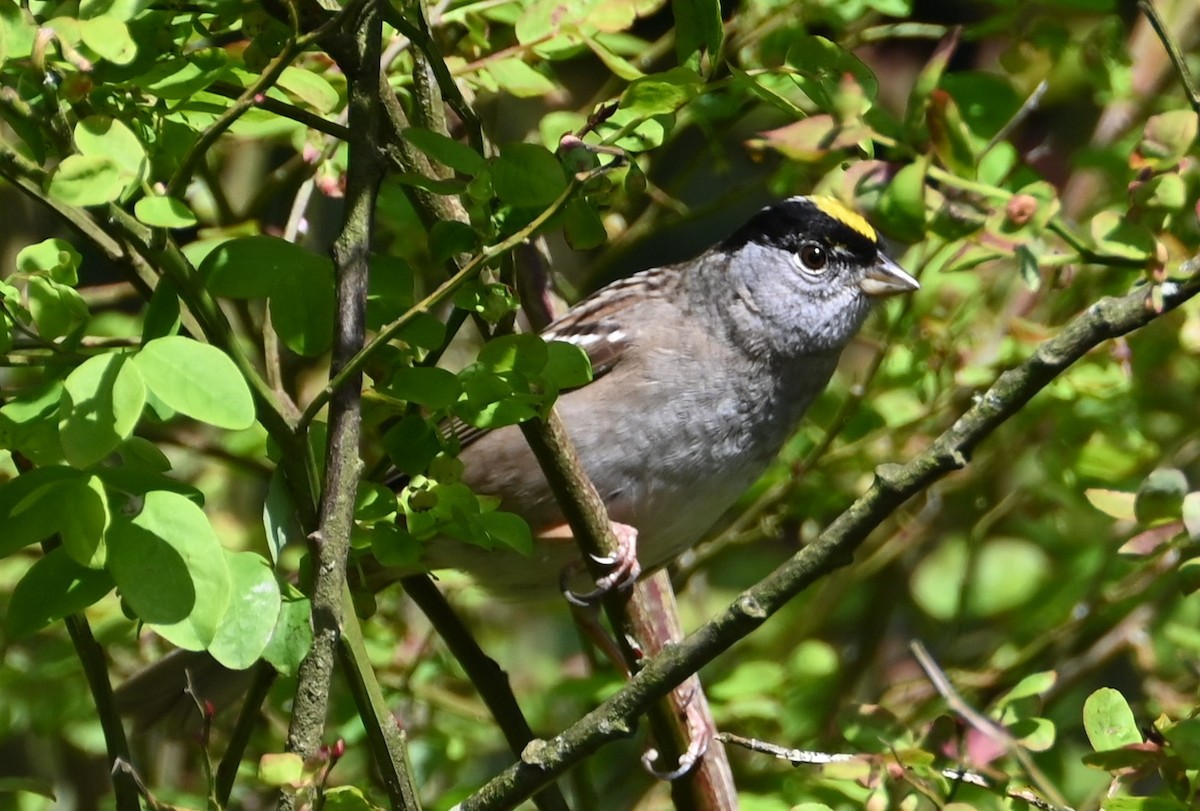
[794,243,828,273]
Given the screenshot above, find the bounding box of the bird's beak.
[860,254,920,297]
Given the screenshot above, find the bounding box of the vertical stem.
[62,613,141,811]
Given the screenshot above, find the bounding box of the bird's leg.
[642,677,712,780]
[557,521,641,606]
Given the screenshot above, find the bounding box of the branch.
[401,575,572,811]
[718,732,1073,811]
[282,2,420,809]
[63,613,141,810]
[457,265,1200,810]
[1138,0,1200,115]
[298,175,585,430]
[516,411,738,808]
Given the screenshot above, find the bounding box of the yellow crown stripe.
[810,195,877,243]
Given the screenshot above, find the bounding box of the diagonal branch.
[458,264,1200,810]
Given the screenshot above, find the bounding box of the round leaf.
[1083,688,1142,752]
[47,154,123,206]
[208,551,282,670]
[134,196,197,228]
[60,352,147,468]
[79,16,136,64]
[16,238,81,284]
[7,547,114,638]
[0,467,82,557]
[492,143,567,207]
[134,337,255,430]
[107,490,232,650]
[386,366,461,409]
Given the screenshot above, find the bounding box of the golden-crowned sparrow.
[117,195,916,726]
[419,194,918,599]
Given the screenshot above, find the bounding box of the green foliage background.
[0,0,1199,808]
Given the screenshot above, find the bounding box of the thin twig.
[718,732,1073,811]
[1138,0,1200,114]
[298,173,591,430]
[401,575,572,811]
[910,640,1066,807]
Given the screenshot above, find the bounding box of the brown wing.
[386,264,678,485]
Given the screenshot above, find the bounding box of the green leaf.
[1083,688,1142,752]
[370,521,423,567]
[486,58,557,98]
[1010,716,1056,751]
[876,159,928,240]
[59,474,110,568]
[0,467,81,557]
[996,670,1057,709]
[786,37,878,111]
[581,32,643,80]
[258,753,307,788]
[78,0,151,21]
[208,551,282,670]
[476,510,533,554]
[478,333,549,374]
[1137,110,1198,170]
[107,490,232,650]
[322,786,384,811]
[942,71,1021,139]
[903,26,958,143]
[26,276,88,338]
[135,48,227,98]
[621,67,701,116]
[1090,210,1155,262]
[544,340,593,390]
[1016,245,1040,291]
[263,468,302,564]
[492,143,567,207]
[260,587,313,676]
[79,16,136,64]
[386,366,462,409]
[16,238,82,285]
[967,538,1049,617]
[837,703,906,754]
[200,236,335,356]
[671,0,722,73]
[60,352,147,468]
[47,154,123,206]
[910,536,965,620]
[401,128,487,176]
[563,196,608,250]
[277,66,338,113]
[134,337,255,430]
[0,0,36,62]
[383,414,442,477]
[7,547,114,638]
[134,196,197,228]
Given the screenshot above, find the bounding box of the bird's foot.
[642,681,712,780]
[561,522,641,607]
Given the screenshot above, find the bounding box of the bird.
[116,194,917,727]
[415,194,918,599]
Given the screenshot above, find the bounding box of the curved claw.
[641,682,713,781]
[560,523,640,606]
[642,732,709,781]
